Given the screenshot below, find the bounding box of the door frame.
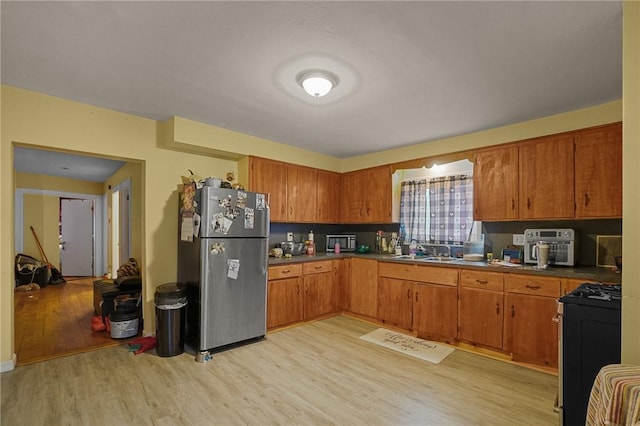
[14,188,105,277]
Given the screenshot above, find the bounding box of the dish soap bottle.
[409,240,418,258]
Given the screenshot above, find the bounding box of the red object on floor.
[128,336,157,355]
[91,316,106,332]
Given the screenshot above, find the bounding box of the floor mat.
[360,328,455,364]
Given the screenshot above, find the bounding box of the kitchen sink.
[417,256,458,262]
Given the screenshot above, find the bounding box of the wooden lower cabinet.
[504,274,561,367]
[413,283,458,344]
[349,258,378,318]
[458,286,504,350]
[267,276,303,329]
[377,277,413,329]
[302,261,334,319]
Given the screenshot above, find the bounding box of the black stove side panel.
[562,303,621,426]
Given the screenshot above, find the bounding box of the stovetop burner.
[560,283,622,307]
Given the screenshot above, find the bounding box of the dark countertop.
[268,252,621,284]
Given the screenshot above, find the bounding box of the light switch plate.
[512,234,525,245]
[286,232,294,242]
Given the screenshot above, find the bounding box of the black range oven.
[557,283,621,426]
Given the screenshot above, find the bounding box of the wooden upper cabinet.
[316,170,341,224]
[287,165,317,223]
[340,170,366,223]
[519,133,575,219]
[249,156,287,221]
[364,165,392,223]
[474,145,519,220]
[340,165,392,224]
[574,122,622,218]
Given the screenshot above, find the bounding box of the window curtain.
[399,179,428,243]
[428,175,474,244]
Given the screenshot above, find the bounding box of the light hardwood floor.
[1,315,559,425]
[13,277,133,366]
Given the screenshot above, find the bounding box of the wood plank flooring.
[1,315,559,425]
[13,277,130,366]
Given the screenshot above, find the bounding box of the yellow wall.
[22,194,59,267]
[15,172,103,195]
[622,0,640,364]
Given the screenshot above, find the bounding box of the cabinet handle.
[511,305,515,318]
[415,292,419,302]
[476,279,489,284]
[525,284,541,290]
[584,193,590,207]
[511,199,515,210]
[282,269,290,274]
[297,284,300,294]
[496,303,500,315]
[315,265,322,270]
[281,206,285,214]
[527,198,531,209]
[407,288,411,299]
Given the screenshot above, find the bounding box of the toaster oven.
[524,228,576,266]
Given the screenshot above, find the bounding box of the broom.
[30,226,66,284]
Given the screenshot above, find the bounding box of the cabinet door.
[458,287,504,350]
[349,258,378,317]
[287,165,317,222]
[249,157,287,222]
[519,134,574,219]
[340,171,366,223]
[377,277,413,329]
[316,170,341,224]
[574,123,622,218]
[267,277,303,329]
[474,146,519,220]
[504,293,558,367]
[413,283,458,344]
[303,272,334,319]
[364,165,392,223]
[333,259,349,311]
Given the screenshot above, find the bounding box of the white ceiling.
[2,1,622,170]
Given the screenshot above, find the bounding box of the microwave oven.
[326,234,357,252]
[523,228,576,266]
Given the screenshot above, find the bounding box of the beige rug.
[360,328,455,364]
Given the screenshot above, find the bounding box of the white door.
[60,198,94,276]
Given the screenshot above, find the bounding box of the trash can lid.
[154,282,186,298]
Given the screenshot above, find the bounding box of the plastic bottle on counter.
[308,230,314,242]
[409,240,418,258]
[334,242,340,254]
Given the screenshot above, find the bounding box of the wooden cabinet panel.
[458,286,504,350]
[250,157,287,221]
[267,276,303,329]
[333,259,349,311]
[504,274,561,298]
[268,264,303,280]
[303,271,334,319]
[364,165,392,223]
[504,293,558,367]
[302,261,332,275]
[316,170,341,224]
[519,134,574,219]
[377,277,413,329]
[340,171,366,223]
[574,122,622,218]
[460,270,504,292]
[349,258,378,318]
[340,166,391,223]
[413,283,458,344]
[287,165,317,222]
[378,262,457,286]
[474,145,519,220]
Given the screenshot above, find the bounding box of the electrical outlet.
[286,232,294,242]
[512,234,525,246]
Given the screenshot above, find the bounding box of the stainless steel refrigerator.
[178,185,269,355]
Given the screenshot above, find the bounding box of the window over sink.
[395,159,477,246]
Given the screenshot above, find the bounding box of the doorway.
[60,198,94,277]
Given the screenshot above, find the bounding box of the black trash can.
[155,282,187,357]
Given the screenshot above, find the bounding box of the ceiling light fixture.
[296,70,339,98]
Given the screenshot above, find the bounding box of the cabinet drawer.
[415,265,458,286]
[460,270,504,291]
[268,264,303,280]
[505,274,561,297]
[302,261,333,275]
[379,262,419,281]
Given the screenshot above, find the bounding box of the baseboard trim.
[0,353,17,372]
